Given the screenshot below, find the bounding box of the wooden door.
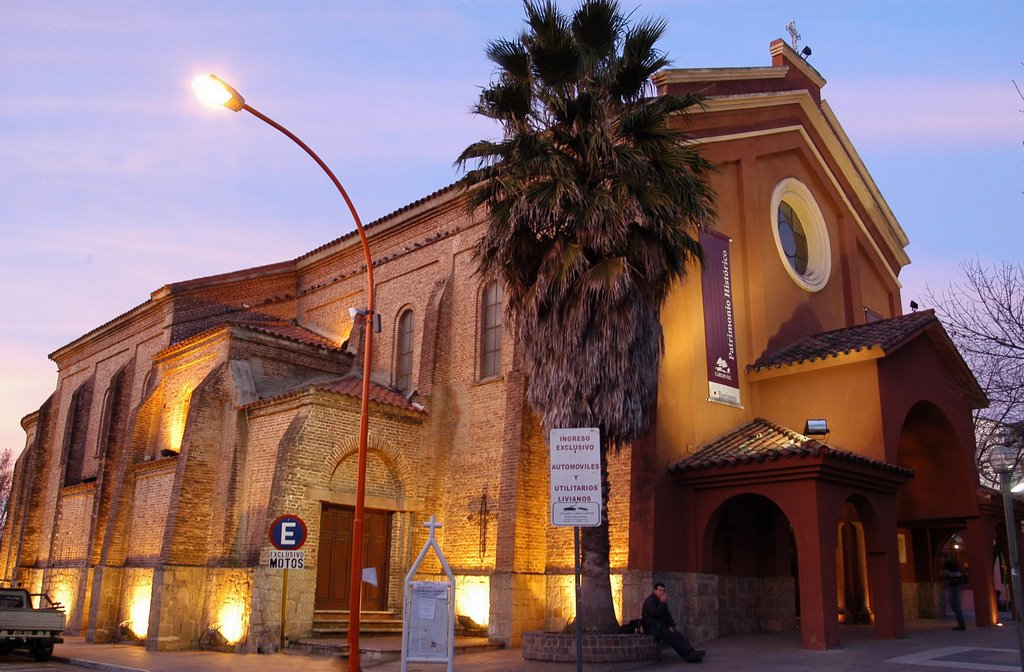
[315,504,391,611]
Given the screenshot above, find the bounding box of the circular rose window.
[770,178,831,292]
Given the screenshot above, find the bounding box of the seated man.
[641,582,705,663]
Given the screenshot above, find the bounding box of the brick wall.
[126,463,175,563]
[52,485,94,563]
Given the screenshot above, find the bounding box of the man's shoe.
[684,649,705,662]
[953,625,966,631]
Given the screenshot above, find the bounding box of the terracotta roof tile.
[233,320,341,350]
[312,375,425,413]
[748,310,938,372]
[246,374,425,414]
[669,417,912,477]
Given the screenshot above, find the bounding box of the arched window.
[395,309,415,392]
[480,281,503,379]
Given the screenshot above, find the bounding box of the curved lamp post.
[194,73,373,671]
[989,426,1024,672]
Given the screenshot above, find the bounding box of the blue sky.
[1,1,1021,453]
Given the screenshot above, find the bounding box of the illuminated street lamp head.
[192,74,245,111]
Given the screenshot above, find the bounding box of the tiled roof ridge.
[230,319,341,350]
[157,317,342,358]
[748,309,938,372]
[671,417,912,478]
[245,373,424,414]
[297,181,460,262]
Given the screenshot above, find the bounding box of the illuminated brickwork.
[1,41,951,655]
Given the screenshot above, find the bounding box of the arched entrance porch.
[671,418,912,650]
[895,400,1000,627]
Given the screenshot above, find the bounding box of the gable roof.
[234,320,341,350]
[244,373,424,414]
[748,309,938,372]
[745,310,986,407]
[669,417,912,478]
[314,375,423,411]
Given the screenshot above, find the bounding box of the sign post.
[550,428,601,672]
[268,514,307,651]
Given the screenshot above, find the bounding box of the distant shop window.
[395,309,415,392]
[770,178,831,292]
[480,281,503,379]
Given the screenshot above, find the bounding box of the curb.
[52,655,148,672]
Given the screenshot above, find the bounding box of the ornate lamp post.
[989,426,1024,672]
[194,74,374,671]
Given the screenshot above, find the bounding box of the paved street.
[37,618,1024,672]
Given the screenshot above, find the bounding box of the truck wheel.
[31,642,53,662]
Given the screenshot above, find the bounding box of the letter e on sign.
[269,514,308,550]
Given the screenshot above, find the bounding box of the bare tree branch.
[926,259,1024,485]
[0,448,12,533]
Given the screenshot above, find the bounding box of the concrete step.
[289,635,502,663]
[310,610,403,638]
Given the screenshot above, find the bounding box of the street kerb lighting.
[193,73,374,671]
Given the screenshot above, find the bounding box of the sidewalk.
[49,618,1023,672]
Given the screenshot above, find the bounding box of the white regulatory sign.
[549,427,602,527]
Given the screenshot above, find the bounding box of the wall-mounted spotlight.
[909,300,919,312]
[348,307,382,333]
[800,45,812,59]
[804,419,829,436]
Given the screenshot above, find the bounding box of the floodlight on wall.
[349,307,382,333]
[804,419,829,436]
[800,45,812,59]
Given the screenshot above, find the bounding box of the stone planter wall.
[521,632,659,663]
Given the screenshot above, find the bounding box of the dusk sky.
[2,1,1021,454]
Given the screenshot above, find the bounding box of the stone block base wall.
[717,575,796,635]
[87,566,124,643]
[679,572,718,642]
[44,567,85,634]
[543,572,624,633]
[490,571,545,646]
[150,566,209,650]
[204,568,253,650]
[906,582,942,619]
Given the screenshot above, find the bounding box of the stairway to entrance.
[310,609,403,638]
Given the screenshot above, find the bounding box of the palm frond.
[459,0,717,446]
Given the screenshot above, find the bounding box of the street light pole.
[990,428,1024,672]
[194,74,373,671]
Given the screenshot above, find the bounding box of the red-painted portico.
[651,310,999,650]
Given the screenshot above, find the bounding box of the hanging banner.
[700,231,741,407]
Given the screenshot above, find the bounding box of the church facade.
[2,40,1009,653]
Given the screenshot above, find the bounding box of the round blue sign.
[268,514,308,550]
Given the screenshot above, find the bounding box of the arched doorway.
[702,494,798,635]
[894,400,994,625]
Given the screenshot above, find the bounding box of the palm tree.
[457,0,716,632]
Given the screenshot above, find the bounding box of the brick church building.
[2,40,1013,653]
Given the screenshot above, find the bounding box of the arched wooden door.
[315,504,391,611]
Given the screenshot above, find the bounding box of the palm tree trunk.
[578,443,619,632]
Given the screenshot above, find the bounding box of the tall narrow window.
[395,309,415,392]
[480,281,503,379]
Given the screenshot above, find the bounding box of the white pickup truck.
[0,588,65,661]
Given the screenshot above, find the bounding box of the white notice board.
[550,427,602,527]
[406,581,450,660]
